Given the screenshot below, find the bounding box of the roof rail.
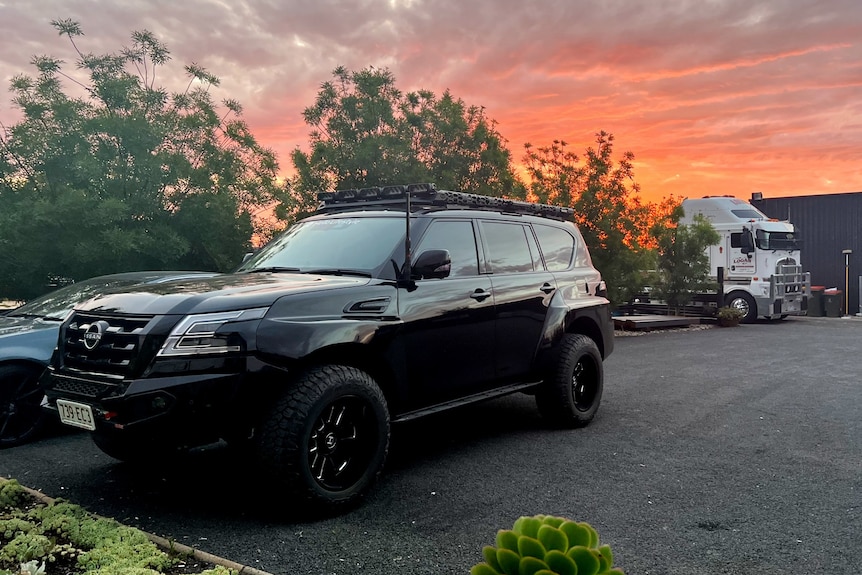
[316,183,575,221]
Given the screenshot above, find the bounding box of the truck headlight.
[158,308,267,357]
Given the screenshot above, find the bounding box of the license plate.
[56,399,96,431]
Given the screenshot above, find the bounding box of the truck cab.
[681,196,810,322]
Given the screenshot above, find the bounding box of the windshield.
[755,229,801,251]
[239,216,406,275]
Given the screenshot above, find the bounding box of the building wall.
[750,192,862,316]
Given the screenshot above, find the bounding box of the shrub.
[0,478,230,575]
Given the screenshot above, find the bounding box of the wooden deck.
[613,314,705,332]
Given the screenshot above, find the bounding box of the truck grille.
[62,312,158,378]
[771,260,810,299]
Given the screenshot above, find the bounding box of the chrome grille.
[62,312,156,378]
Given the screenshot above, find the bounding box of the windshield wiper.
[245,266,302,274]
[303,269,372,278]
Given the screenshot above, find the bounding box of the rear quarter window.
[533,224,576,271]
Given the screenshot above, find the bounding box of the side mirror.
[241,252,255,264]
[740,230,755,256]
[412,249,451,280]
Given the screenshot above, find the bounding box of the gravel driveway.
[2,315,860,575]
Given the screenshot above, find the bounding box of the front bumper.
[42,369,250,442]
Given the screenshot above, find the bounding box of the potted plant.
[716,306,744,327]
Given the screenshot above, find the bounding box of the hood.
[0,315,60,337]
[0,316,60,363]
[74,272,371,316]
[752,221,795,233]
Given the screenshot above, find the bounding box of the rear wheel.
[726,292,758,323]
[0,364,48,448]
[255,365,389,513]
[536,334,604,428]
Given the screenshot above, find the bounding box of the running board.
[392,381,540,423]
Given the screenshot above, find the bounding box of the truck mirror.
[740,230,754,255]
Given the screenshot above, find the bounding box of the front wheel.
[536,334,604,428]
[0,364,48,448]
[726,292,758,323]
[254,365,390,514]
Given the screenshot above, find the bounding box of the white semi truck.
[680,196,810,323]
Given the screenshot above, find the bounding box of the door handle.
[470,288,492,301]
[540,282,556,294]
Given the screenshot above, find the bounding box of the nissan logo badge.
[83,321,110,350]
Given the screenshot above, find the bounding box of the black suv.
[42,184,614,512]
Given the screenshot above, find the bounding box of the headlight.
[157,308,268,357]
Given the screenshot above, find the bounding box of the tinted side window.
[482,222,535,273]
[730,232,743,248]
[416,220,479,277]
[534,224,575,271]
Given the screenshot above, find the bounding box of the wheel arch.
[565,306,613,359]
[565,313,608,359]
[0,359,48,376]
[289,343,398,409]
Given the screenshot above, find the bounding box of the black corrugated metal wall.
[751,192,862,316]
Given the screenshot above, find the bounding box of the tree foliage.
[523,133,671,305]
[649,209,721,311]
[0,19,283,301]
[281,66,524,223]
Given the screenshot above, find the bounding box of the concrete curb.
[1,478,276,575]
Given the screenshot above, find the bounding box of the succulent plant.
[471,515,624,575]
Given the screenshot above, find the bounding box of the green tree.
[284,65,524,223]
[0,19,283,301]
[523,133,662,305]
[649,209,721,312]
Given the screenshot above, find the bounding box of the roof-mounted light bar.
[318,183,437,204]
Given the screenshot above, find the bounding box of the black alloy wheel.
[572,353,600,413]
[536,334,604,428]
[0,364,48,448]
[308,395,381,491]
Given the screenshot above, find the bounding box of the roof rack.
[316,183,575,221]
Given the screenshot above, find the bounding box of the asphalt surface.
[2,315,860,575]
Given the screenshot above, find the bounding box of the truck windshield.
[238,216,405,275]
[755,229,801,251]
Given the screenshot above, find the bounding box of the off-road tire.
[727,291,758,323]
[536,334,603,428]
[0,364,48,448]
[254,365,390,513]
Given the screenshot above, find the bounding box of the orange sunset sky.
[2,0,861,204]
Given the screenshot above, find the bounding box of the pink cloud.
[2,0,862,203]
